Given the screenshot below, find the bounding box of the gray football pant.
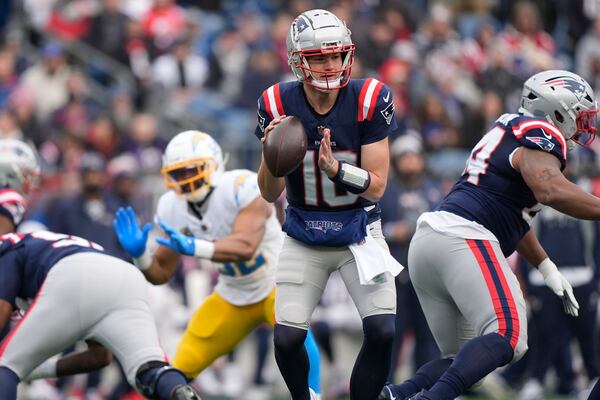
[408,224,528,362]
[275,220,397,329]
[0,253,166,385]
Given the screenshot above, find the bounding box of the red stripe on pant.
[466,239,519,349]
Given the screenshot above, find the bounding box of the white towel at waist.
[349,233,404,285]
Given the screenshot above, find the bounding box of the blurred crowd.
[2,0,600,399]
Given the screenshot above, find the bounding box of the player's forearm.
[212,236,260,262]
[540,179,600,220]
[56,345,113,376]
[258,157,285,202]
[360,171,387,202]
[516,229,548,267]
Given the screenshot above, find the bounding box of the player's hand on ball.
[318,128,339,178]
[113,207,152,257]
[261,114,287,143]
[155,221,196,256]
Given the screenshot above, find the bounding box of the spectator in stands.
[497,1,557,78]
[0,49,17,108]
[142,0,187,57]
[152,37,208,96]
[576,17,600,89]
[85,0,131,65]
[20,42,73,122]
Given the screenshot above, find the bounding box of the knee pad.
[274,324,307,354]
[135,361,186,399]
[362,314,396,343]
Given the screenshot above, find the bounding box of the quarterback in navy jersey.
[381,71,600,400]
[0,232,201,400]
[256,9,401,400]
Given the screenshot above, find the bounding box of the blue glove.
[156,221,196,256]
[113,206,152,257]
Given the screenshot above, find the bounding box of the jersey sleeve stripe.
[262,90,274,119]
[512,120,567,160]
[0,191,25,205]
[273,83,285,117]
[266,84,283,119]
[357,78,373,121]
[366,81,384,120]
[360,78,380,122]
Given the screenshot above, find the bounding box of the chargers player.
[0,231,201,400]
[256,9,402,400]
[113,130,322,397]
[380,70,599,400]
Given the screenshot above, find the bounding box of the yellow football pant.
[173,288,276,378]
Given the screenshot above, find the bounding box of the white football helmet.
[519,70,598,148]
[161,131,224,203]
[0,139,40,194]
[286,9,354,91]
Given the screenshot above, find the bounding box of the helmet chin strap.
[308,74,342,91]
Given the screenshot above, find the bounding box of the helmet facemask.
[161,157,218,203]
[572,109,598,146]
[289,44,355,91]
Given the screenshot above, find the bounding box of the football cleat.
[171,384,202,400]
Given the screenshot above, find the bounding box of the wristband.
[331,161,371,194]
[133,250,152,271]
[194,239,215,259]
[537,257,558,278]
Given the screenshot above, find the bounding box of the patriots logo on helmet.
[527,136,555,152]
[544,76,587,101]
[295,16,310,33]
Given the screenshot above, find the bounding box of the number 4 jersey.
[434,113,567,256]
[155,170,283,306]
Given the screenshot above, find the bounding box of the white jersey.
[155,169,283,305]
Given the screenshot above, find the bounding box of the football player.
[0,231,201,400]
[0,139,39,235]
[255,9,402,400]
[380,71,600,400]
[113,131,322,398]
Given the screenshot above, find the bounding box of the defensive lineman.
[381,71,599,400]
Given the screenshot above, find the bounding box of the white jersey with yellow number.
[155,169,283,306]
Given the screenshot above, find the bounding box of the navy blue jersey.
[254,79,397,219]
[439,113,568,256]
[0,231,104,306]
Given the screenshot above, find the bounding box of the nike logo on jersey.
[540,128,553,140]
[383,92,390,103]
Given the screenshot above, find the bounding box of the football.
[263,116,308,177]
